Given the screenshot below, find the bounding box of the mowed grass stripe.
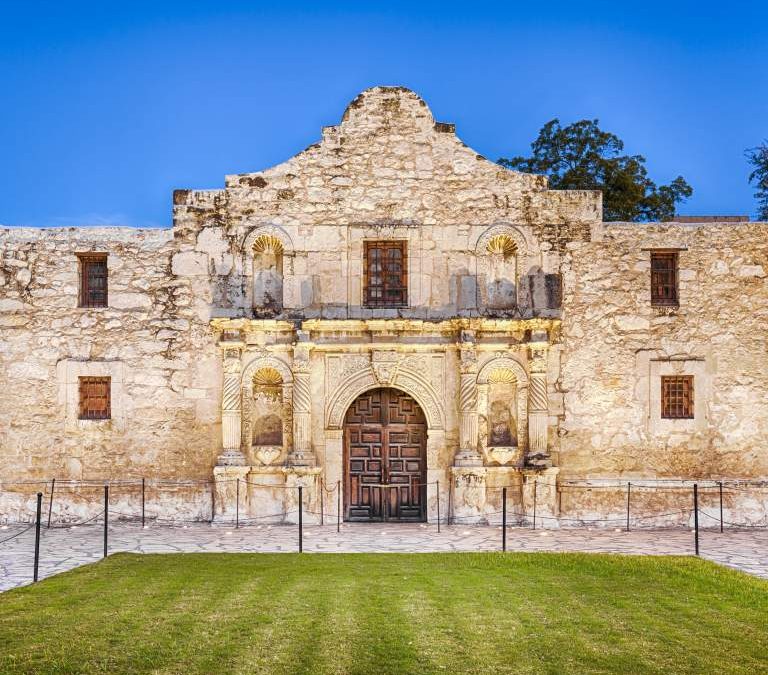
[0,552,766,674]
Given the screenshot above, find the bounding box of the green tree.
[498,119,692,221]
[746,142,768,220]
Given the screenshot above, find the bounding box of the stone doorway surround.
[209,318,561,525]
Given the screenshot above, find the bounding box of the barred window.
[364,241,407,307]
[78,254,108,308]
[79,377,111,420]
[650,250,678,306]
[661,375,694,419]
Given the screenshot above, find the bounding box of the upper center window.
[364,241,407,307]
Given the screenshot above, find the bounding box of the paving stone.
[1,522,766,592]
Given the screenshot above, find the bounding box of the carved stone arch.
[473,224,529,259]
[476,355,529,455]
[476,356,529,386]
[240,354,294,457]
[326,368,445,430]
[243,224,294,255]
[241,354,293,387]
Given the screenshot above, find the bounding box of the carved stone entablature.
[325,351,446,430]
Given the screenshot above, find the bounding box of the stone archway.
[343,387,427,522]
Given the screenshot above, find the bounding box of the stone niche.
[242,364,292,467]
[250,233,284,316]
[479,364,526,468]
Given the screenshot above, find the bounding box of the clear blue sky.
[1,1,766,227]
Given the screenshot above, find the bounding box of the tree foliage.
[746,142,768,221]
[498,119,692,222]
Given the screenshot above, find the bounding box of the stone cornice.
[211,317,560,338]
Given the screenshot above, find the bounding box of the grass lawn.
[0,553,767,674]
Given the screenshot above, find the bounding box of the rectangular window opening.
[650,250,678,306]
[661,375,694,419]
[364,241,407,308]
[78,376,111,420]
[78,253,108,308]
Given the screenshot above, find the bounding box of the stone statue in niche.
[250,375,284,465]
[489,400,517,446]
[485,377,522,466]
[252,414,283,446]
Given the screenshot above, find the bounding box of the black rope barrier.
[0,523,36,546]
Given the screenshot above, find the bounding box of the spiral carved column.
[218,346,246,466]
[454,333,483,467]
[289,335,315,466]
[527,341,551,467]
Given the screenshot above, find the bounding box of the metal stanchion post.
[236,478,240,529]
[337,481,341,533]
[47,478,55,529]
[436,481,441,533]
[141,477,146,528]
[502,486,507,552]
[718,481,723,533]
[211,479,216,523]
[103,485,109,559]
[320,479,324,526]
[34,492,42,582]
[626,481,631,532]
[693,483,699,556]
[532,479,537,531]
[298,485,303,553]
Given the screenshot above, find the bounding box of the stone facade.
[1,86,766,526]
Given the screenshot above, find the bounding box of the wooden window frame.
[650,250,679,306]
[77,253,108,308]
[78,376,111,420]
[661,375,694,419]
[363,240,408,308]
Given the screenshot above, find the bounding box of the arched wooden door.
[344,388,427,522]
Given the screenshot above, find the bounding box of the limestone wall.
[2,86,766,527]
[559,221,768,485]
[0,227,221,521]
[170,86,599,320]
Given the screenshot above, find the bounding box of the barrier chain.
[47,478,55,529]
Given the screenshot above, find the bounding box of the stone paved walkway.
[1,521,766,591]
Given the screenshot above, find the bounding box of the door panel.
[344,388,427,522]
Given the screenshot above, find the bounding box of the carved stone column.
[217,344,246,466]
[527,333,551,468]
[454,331,483,467]
[288,331,315,466]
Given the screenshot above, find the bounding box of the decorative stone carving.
[476,353,529,466]
[243,224,294,255]
[371,350,400,385]
[455,335,483,467]
[527,340,550,468]
[324,349,446,430]
[488,446,523,466]
[451,467,488,524]
[289,333,315,466]
[254,445,282,466]
[218,345,246,466]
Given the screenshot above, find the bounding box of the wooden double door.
[344,388,427,522]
